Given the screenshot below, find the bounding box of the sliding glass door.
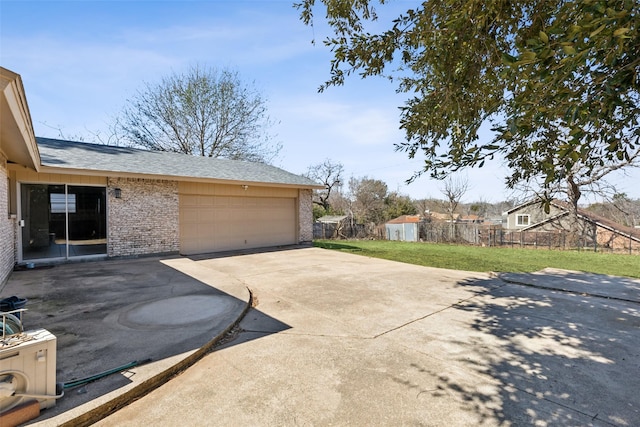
[20,184,106,261]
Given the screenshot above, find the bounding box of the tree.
[383,192,417,221]
[440,176,469,239]
[441,176,469,223]
[587,193,640,227]
[115,65,281,163]
[297,1,640,204]
[304,159,344,213]
[467,198,493,218]
[348,176,388,224]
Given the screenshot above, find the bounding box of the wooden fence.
[316,221,640,254]
[313,221,367,239]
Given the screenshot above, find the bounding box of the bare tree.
[441,176,469,223]
[587,193,640,228]
[304,159,344,212]
[115,64,281,163]
[440,176,469,240]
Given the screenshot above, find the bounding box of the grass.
[313,240,640,278]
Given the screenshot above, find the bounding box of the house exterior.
[503,200,569,230]
[1,67,41,285]
[385,215,422,242]
[503,199,640,252]
[1,67,322,286]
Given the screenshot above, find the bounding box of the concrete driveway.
[94,247,640,426]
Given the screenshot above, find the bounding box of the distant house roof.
[386,215,422,224]
[576,209,640,242]
[429,212,460,221]
[316,215,348,223]
[504,199,539,215]
[36,137,322,188]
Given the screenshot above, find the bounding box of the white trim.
[516,214,530,227]
[17,181,107,263]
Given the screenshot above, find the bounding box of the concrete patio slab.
[1,255,252,426]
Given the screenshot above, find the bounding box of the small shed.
[386,215,422,242]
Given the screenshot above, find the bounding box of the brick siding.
[298,189,313,244]
[0,153,15,285]
[107,177,179,257]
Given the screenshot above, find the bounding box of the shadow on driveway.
[1,254,290,424]
[421,273,640,426]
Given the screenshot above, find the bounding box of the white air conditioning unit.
[0,328,58,414]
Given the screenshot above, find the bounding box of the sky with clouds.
[1,0,638,203]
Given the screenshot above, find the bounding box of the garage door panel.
[180,195,296,255]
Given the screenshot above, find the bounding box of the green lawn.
[314,240,640,278]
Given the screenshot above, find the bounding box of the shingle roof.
[316,215,348,223]
[36,137,321,188]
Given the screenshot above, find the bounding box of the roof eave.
[35,164,324,189]
[0,67,40,171]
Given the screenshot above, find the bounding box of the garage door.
[180,195,296,255]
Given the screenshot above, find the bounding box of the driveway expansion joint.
[500,277,640,305]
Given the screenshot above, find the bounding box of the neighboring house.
[503,199,640,251]
[385,215,422,242]
[503,200,568,230]
[0,67,322,286]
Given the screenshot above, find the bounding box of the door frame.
[17,181,108,263]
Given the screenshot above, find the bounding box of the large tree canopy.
[115,65,281,163]
[297,0,640,201]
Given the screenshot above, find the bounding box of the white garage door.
[180,195,296,255]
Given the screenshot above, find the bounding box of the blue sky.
[1,0,638,203]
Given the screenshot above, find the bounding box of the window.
[516,214,530,226]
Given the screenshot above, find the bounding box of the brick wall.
[298,189,313,244]
[107,177,179,257]
[0,153,15,285]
